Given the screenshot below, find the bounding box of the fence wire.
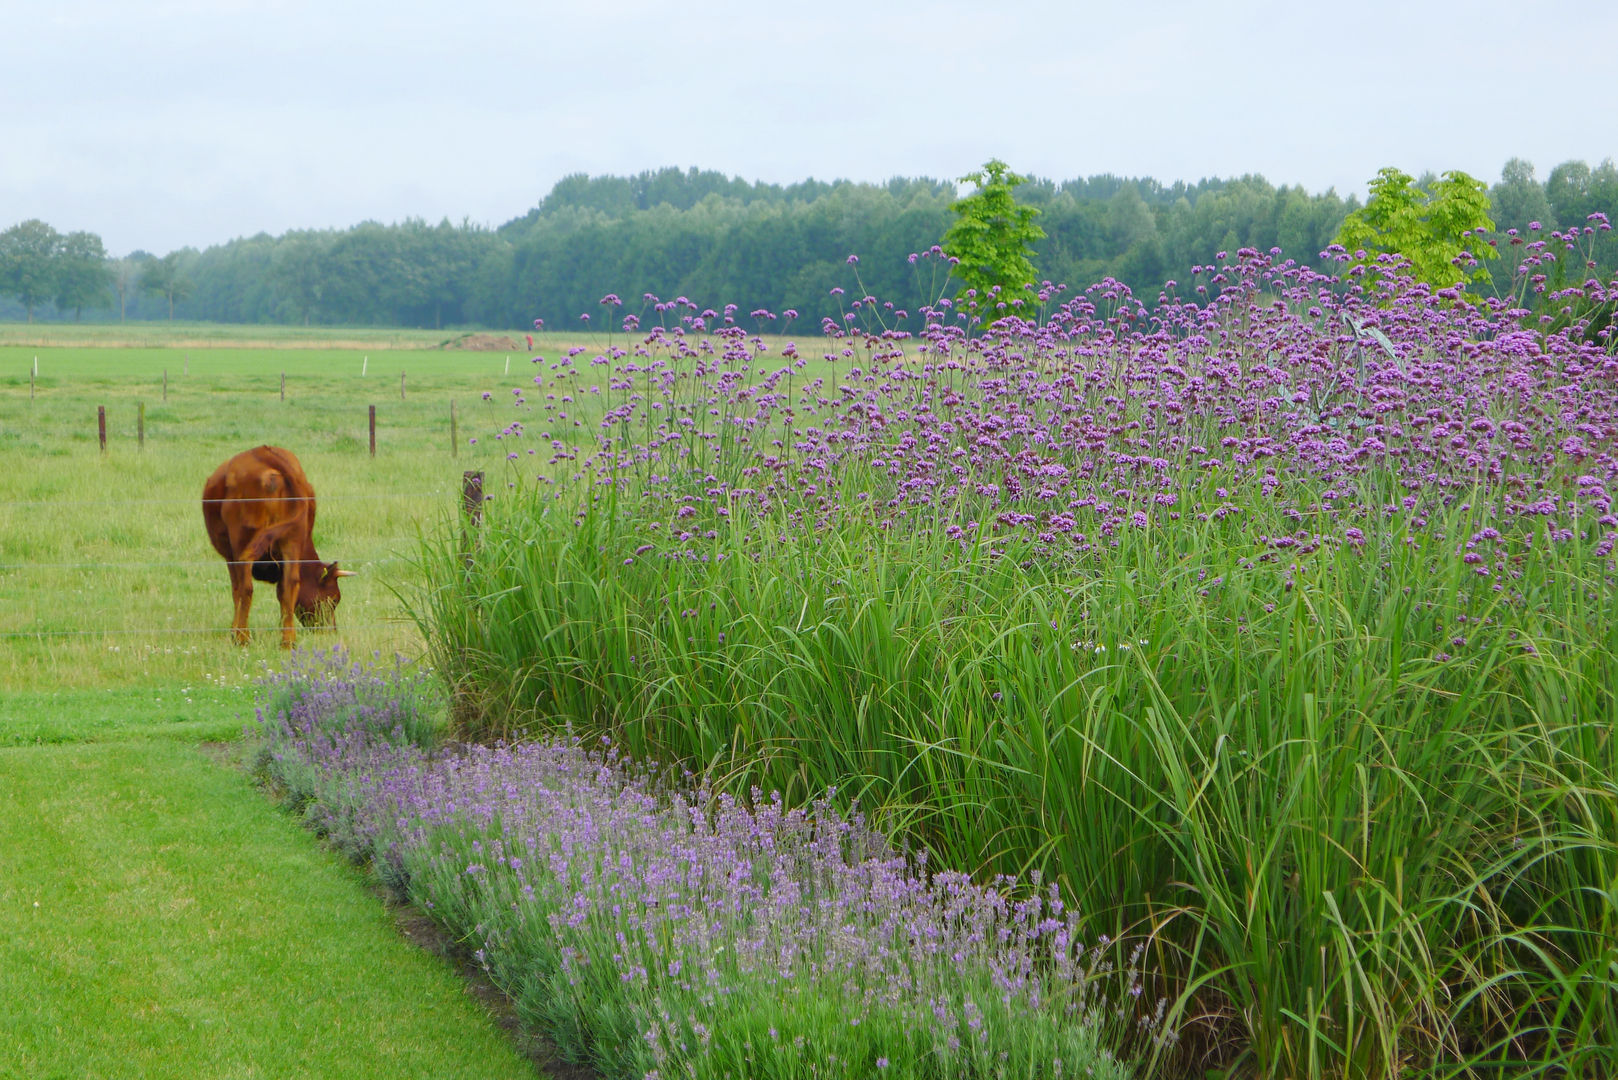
[1,552,419,571]
[0,491,452,509]
[1,622,418,639]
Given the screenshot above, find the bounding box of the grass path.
[0,730,541,1079]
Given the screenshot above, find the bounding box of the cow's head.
[296,561,356,626]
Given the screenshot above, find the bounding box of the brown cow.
[202,446,354,647]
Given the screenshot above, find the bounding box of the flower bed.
[253,649,1144,1079]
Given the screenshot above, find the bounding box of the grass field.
[0,322,635,1078]
[0,329,604,690]
[0,737,540,1080]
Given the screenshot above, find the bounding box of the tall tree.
[0,219,64,322]
[140,251,193,320]
[1336,167,1496,289]
[1491,158,1557,234]
[54,231,113,320]
[1545,160,1594,227]
[112,256,143,321]
[942,159,1046,316]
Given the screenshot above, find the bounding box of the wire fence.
[0,491,452,509]
[0,622,418,639]
[0,555,417,570]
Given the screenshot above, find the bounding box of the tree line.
[4,159,1615,329]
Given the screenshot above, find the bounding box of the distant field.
[0,328,613,691]
[0,321,495,350]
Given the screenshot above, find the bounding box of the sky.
[4,0,1615,256]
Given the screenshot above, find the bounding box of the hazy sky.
[4,0,1615,256]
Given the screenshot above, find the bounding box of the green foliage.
[1336,166,1498,288]
[942,159,1046,312]
[53,231,113,319]
[0,219,65,322]
[139,251,194,319]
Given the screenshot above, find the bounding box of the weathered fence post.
[369,405,377,457]
[450,400,458,458]
[98,406,107,453]
[462,470,485,526]
[461,470,485,569]
[451,468,487,727]
[281,372,286,402]
[138,402,145,449]
[400,371,406,401]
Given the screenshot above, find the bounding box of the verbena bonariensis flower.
[252,652,1143,1079]
[479,247,1617,579]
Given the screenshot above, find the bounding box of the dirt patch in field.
[441,333,522,352]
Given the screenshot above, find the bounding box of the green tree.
[270,232,330,325]
[111,256,142,321]
[1491,158,1556,234]
[0,219,64,322]
[54,231,112,320]
[1335,167,1497,289]
[140,251,193,320]
[942,159,1045,313]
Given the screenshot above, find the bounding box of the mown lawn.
[0,731,540,1079]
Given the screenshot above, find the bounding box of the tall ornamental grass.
[417,244,1618,1077]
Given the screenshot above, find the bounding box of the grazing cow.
[202,445,354,647]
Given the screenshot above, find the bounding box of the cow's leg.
[276,555,300,649]
[228,560,253,645]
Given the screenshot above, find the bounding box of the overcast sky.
[4,0,1614,256]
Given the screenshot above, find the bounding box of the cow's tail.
[241,519,299,564]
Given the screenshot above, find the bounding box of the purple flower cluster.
[252,652,1144,1079]
[494,248,1617,579]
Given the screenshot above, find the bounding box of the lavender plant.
[251,653,1141,1079]
[414,242,1618,1077]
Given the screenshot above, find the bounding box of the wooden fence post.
[462,470,485,526]
[98,406,107,453]
[369,405,377,457]
[138,402,145,449]
[400,371,406,401]
[461,470,484,569]
[281,372,286,402]
[450,400,458,458]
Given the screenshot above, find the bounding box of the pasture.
[0,330,608,691]
[0,324,621,1077]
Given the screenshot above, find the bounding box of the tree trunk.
[25,299,32,324]
[168,292,175,321]
[119,292,126,322]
